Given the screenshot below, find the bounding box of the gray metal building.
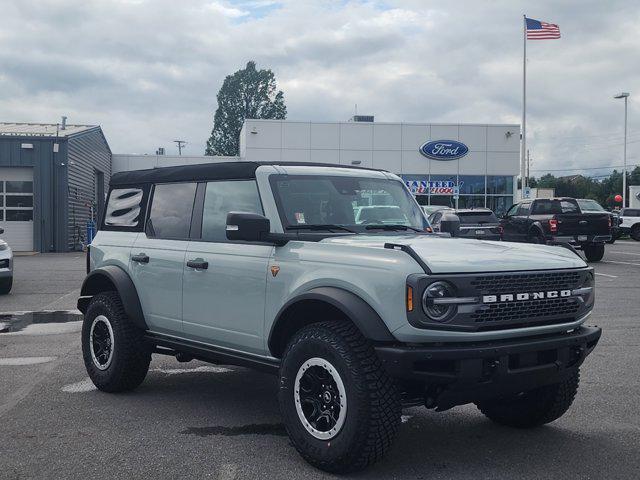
[0,121,111,252]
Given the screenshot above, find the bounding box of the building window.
[0,180,33,222]
[458,175,486,194]
[457,196,486,209]
[487,176,514,195]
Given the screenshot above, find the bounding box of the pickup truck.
[500,197,611,261]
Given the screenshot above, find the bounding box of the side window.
[104,188,144,228]
[560,200,579,214]
[518,202,531,216]
[147,182,197,239]
[201,180,263,242]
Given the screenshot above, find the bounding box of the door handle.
[187,259,209,270]
[131,253,149,263]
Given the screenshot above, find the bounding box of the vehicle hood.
[320,234,587,273]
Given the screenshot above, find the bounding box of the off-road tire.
[584,244,605,262]
[476,369,580,428]
[528,230,545,244]
[0,276,12,295]
[82,291,151,392]
[278,321,401,473]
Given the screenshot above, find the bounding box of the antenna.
[173,140,186,155]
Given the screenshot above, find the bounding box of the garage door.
[0,167,34,251]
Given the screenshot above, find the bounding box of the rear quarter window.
[102,187,148,231]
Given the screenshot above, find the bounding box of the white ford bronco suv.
[78,162,601,473]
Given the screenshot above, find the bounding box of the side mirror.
[226,212,290,246]
[439,213,460,237]
[226,212,270,242]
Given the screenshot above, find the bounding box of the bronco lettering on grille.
[482,290,572,303]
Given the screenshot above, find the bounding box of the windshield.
[577,199,605,212]
[270,175,428,232]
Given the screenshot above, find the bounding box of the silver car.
[0,228,13,294]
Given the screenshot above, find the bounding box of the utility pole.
[173,140,186,155]
[526,149,531,188]
[614,93,630,207]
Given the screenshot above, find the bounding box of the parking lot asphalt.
[0,242,639,479]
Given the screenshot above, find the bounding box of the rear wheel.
[584,244,605,262]
[476,369,580,428]
[528,230,545,244]
[0,276,12,295]
[82,291,151,392]
[278,321,401,473]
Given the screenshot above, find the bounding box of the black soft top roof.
[109,161,383,186]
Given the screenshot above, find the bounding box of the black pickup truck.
[500,197,611,261]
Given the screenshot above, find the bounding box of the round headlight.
[422,281,456,322]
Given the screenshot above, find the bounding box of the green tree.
[205,61,287,156]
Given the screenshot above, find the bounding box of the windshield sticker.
[295,212,306,224]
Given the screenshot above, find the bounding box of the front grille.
[472,298,580,323]
[470,271,581,295]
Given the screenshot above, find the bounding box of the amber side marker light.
[406,286,414,312]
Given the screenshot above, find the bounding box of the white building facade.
[114,118,520,215]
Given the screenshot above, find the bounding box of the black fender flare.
[77,265,147,330]
[268,286,395,358]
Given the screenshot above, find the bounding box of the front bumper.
[375,325,601,410]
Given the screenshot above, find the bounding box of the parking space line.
[595,272,618,278]
[610,251,640,256]
[602,260,640,267]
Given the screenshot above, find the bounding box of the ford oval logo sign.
[419,140,469,161]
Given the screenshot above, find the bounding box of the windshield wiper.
[287,224,356,233]
[364,224,422,232]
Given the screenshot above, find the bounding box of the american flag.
[526,18,561,40]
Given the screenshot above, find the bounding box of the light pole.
[614,92,630,207]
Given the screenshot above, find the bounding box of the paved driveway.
[0,252,85,313]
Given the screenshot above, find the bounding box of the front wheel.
[584,244,605,262]
[476,369,580,428]
[82,291,151,392]
[631,225,640,242]
[278,321,401,473]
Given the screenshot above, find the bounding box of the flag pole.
[521,14,527,197]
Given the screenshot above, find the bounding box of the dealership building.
[116,118,520,215]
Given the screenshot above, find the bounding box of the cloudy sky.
[1,0,638,177]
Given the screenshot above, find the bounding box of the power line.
[530,162,640,173]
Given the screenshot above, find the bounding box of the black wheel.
[584,244,605,262]
[476,369,580,428]
[278,321,401,473]
[82,291,151,392]
[0,276,12,295]
[528,230,545,244]
[631,225,640,242]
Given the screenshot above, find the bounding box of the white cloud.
[0,0,638,175]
